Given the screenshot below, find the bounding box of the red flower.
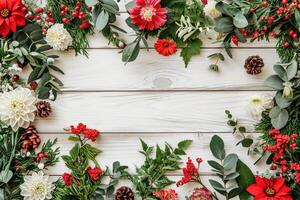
[62,173,74,186]
[83,128,100,142]
[0,0,27,37]
[201,0,208,5]
[154,39,177,56]
[87,166,103,181]
[247,176,292,200]
[130,0,167,30]
[153,189,178,200]
[70,123,87,134]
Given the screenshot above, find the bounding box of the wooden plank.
[42,133,266,176]
[56,49,278,91]
[35,91,272,132]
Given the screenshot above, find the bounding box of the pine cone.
[36,101,52,118]
[244,55,264,75]
[115,187,135,200]
[21,126,41,152]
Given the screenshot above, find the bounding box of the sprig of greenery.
[208,135,254,200]
[128,139,192,200]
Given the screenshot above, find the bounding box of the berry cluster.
[70,122,100,142]
[59,2,92,30]
[176,157,202,186]
[264,129,299,178]
[27,7,55,35]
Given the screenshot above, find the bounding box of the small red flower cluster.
[263,129,298,174]
[62,173,74,186]
[176,157,202,187]
[153,189,178,200]
[70,123,100,142]
[36,152,48,163]
[87,166,103,181]
[59,2,91,29]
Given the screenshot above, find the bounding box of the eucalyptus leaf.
[286,61,298,81]
[96,10,109,31]
[85,0,97,6]
[223,153,238,170]
[273,64,287,81]
[271,108,289,129]
[215,17,234,33]
[210,135,225,160]
[275,92,292,109]
[233,12,248,28]
[265,75,284,90]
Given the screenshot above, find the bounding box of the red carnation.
[83,128,100,142]
[154,39,177,56]
[130,0,167,30]
[87,166,103,181]
[247,176,292,200]
[62,173,74,186]
[0,0,27,37]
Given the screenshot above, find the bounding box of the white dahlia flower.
[45,24,73,51]
[248,94,274,121]
[20,171,55,200]
[204,1,221,19]
[0,87,36,131]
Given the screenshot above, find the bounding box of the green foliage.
[208,135,245,199]
[91,0,126,47]
[236,160,255,200]
[180,39,203,67]
[128,139,192,199]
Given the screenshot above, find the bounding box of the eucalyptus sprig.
[208,135,255,200]
[128,139,192,200]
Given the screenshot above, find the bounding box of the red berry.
[35,15,41,20]
[76,2,82,7]
[284,42,290,47]
[292,33,298,39]
[60,4,66,10]
[62,18,70,24]
[72,12,79,17]
[30,81,38,90]
[87,6,92,11]
[262,1,268,7]
[46,11,52,16]
[250,7,255,13]
[61,11,65,16]
[75,7,80,12]
[289,30,295,36]
[18,62,26,68]
[27,15,34,20]
[12,75,20,81]
[22,7,28,13]
[281,0,288,4]
[64,7,69,12]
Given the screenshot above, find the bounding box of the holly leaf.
[180,38,203,67]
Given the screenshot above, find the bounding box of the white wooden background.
[35,8,278,199]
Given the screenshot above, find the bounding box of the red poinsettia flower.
[130,0,167,30]
[154,39,177,56]
[0,0,27,37]
[247,176,292,200]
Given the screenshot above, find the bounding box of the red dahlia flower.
[155,39,177,56]
[130,0,167,30]
[247,176,292,200]
[87,166,103,181]
[0,0,27,37]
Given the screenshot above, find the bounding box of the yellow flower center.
[250,97,263,105]
[265,187,275,197]
[33,183,45,194]
[141,7,155,21]
[9,100,25,115]
[0,9,10,18]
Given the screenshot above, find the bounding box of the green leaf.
[81,144,102,161]
[233,12,248,28]
[223,153,238,170]
[208,160,224,171]
[265,75,284,90]
[122,40,140,63]
[0,170,13,184]
[140,139,148,152]
[37,86,50,99]
[271,108,289,129]
[286,61,298,81]
[177,140,192,150]
[209,179,226,192]
[70,143,80,159]
[96,10,109,31]
[273,64,287,81]
[295,10,300,28]
[28,67,42,83]
[225,172,240,180]
[85,0,97,6]
[228,187,241,198]
[210,135,225,160]
[275,92,292,109]
[68,136,80,142]
[180,38,202,67]
[215,17,234,33]
[236,159,254,200]
[241,138,253,148]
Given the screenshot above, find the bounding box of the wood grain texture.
[42,133,266,175]
[35,91,272,132]
[56,48,278,91]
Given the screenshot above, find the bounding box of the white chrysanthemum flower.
[45,24,73,51]
[248,94,274,121]
[20,171,55,200]
[204,1,221,19]
[0,87,36,131]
